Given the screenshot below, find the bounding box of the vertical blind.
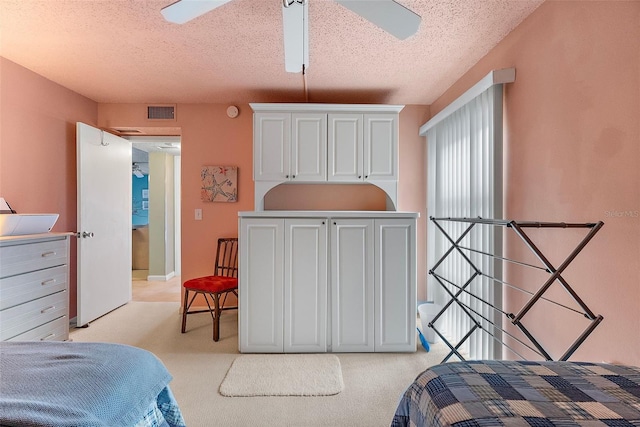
[425,84,504,360]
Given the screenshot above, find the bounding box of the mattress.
[392,360,640,427]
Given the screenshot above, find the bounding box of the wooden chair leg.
[213,292,221,342]
[181,289,190,333]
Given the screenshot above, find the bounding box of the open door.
[76,123,132,326]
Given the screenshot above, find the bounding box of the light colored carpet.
[70,301,451,427]
[220,354,344,396]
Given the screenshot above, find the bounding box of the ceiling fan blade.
[334,0,421,40]
[282,1,309,73]
[161,0,233,24]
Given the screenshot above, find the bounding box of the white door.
[328,113,363,182]
[253,112,291,181]
[331,219,374,352]
[374,218,416,352]
[239,218,284,353]
[76,123,132,326]
[284,218,327,352]
[364,114,397,181]
[291,113,326,182]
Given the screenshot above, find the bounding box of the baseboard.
[147,271,175,282]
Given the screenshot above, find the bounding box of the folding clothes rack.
[428,217,604,362]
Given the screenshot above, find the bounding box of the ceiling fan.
[160,0,421,73]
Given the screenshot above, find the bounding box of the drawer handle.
[41,279,57,286]
[40,305,55,314]
[40,333,56,341]
[41,251,57,258]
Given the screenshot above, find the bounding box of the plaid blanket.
[391,360,640,427]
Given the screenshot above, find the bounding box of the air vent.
[147,105,176,120]
[113,128,143,134]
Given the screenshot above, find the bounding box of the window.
[420,69,513,359]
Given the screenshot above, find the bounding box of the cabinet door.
[374,218,417,352]
[331,219,374,352]
[363,114,397,181]
[327,114,363,182]
[239,218,284,352]
[284,219,328,352]
[254,112,291,181]
[291,113,327,182]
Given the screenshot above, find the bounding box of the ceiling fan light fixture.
[282,0,309,73]
[132,163,144,178]
[283,0,308,7]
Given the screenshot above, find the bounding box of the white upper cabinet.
[291,113,327,182]
[328,113,398,182]
[364,114,398,181]
[327,113,363,181]
[253,112,290,181]
[254,112,326,182]
[251,104,403,210]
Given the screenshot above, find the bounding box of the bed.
[0,341,186,427]
[391,360,640,427]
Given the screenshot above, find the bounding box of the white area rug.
[219,354,344,397]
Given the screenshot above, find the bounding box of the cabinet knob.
[365,175,369,179]
[292,175,296,179]
[358,175,362,179]
[285,175,289,179]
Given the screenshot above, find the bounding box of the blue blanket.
[0,341,183,427]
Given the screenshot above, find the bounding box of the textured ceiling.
[0,0,544,105]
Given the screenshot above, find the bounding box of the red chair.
[181,238,238,341]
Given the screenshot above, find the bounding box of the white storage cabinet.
[239,211,416,353]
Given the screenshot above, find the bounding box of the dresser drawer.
[0,265,67,310]
[0,238,68,278]
[0,291,68,341]
[6,316,69,341]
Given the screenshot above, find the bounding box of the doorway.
[130,136,181,302]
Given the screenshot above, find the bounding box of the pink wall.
[98,103,430,302]
[430,1,640,364]
[0,57,98,318]
[99,103,254,296]
[8,1,634,364]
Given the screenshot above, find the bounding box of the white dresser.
[0,233,71,341]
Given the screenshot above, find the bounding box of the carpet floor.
[70,301,450,427]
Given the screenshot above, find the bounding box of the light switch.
[195,209,202,220]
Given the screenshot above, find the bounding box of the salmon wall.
[429,1,639,364]
[0,57,98,318]
[98,104,430,301]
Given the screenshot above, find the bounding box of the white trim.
[419,68,515,136]
[250,103,405,113]
[147,271,175,282]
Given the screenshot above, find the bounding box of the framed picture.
[142,201,149,210]
[201,166,238,202]
[142,189,149,199]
